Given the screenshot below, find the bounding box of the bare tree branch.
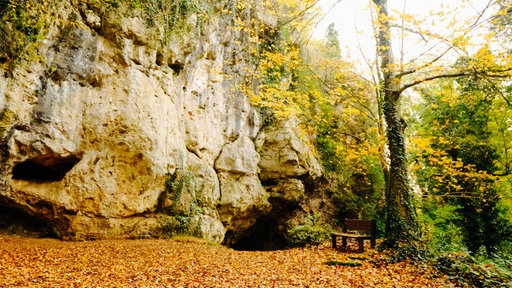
[467,0,495,31]
[396,46,453,78]
[399,67,512,94]
[278,0,323,27]
[398,71,469,94]
[389,24,429,43]
[483,76,512,107]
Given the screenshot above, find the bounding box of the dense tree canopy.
[245,0,512,261]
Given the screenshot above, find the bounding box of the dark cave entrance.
[12,155,80,182]
[230,218,288,251]
[0,205,56,237]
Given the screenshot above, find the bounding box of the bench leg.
[331,234,337,248]
[342,236,347,248]
[358,238,364,253]
[371,238,376,249]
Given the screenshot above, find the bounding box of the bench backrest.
[343,219,376,235]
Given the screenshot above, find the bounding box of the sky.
[312,0,496,69]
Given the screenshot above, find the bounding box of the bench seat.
[331,219,376,253]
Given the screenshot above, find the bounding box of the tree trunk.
[372,0,419,249]
[382,94,418,248]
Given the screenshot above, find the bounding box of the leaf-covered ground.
[0,236,454,287]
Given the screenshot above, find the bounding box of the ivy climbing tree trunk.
[372,0,419,249]
[382,95,419,249]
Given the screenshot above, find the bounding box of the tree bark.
[382,94,419,248]
[372,0,419,249]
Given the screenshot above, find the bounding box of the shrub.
[421,201,466,255]
[287,225,329,248]
[436,252,512,287]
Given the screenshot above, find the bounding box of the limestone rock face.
[257,120,322,182]
[215,136,272,245]
[268,179,305,205]
[0,0,323,245]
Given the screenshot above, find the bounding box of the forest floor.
[0,235,456,287]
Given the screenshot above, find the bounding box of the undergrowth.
[287,224,330,248]
[435,250,512,287]
[115,0,213,44]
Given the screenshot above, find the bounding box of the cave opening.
[230,218,288,251]
[168,61,184,75]
[0,205,56,238]
[12,155,80,182]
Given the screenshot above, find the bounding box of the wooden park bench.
[331,219,377,253]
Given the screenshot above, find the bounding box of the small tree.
[324,23,341,60]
